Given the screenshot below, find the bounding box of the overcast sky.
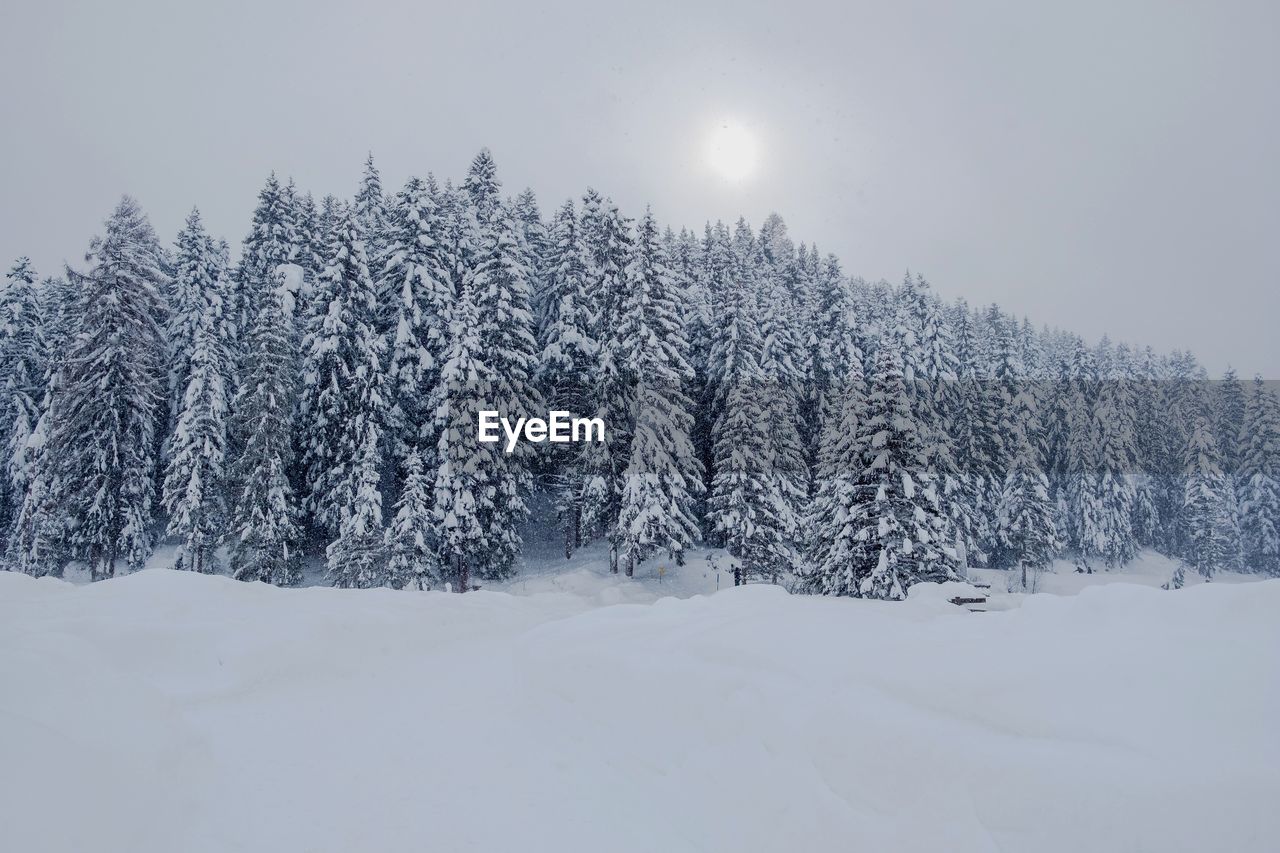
[1,0,1276,375]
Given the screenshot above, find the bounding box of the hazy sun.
[706,120,759,182]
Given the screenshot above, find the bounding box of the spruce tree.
[1238,378,1280,575]
[578,194,635,566]
[615,210,702,576]
[228,271,302,586]
[42,197,169,579]
[168,208,228,425]
[385,448,439,589]
[828,338,958,599]
[234,174,298,343]
[537,200,598,557]
[381,176,453,471]
[355,153,390,282]
[997,407,1061,589]
[431,287,499,592]
[802,360,866,595]
[162,303,231,573]
[325,431,388,588]
[463,205,540,578]
[299,208,388,534]
[0,258,45,542]
[1182,414,1236,578]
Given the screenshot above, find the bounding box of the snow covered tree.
[802,360,867,595]
[0,258,46,542]
[40,197,169,579]
[996,406,1061,589]
[234,174,298,344]
[1181,414,1237,578]
[162,302,230,573]
[1092,375,1140,567]
[228,272,302,586]
[1238,377,1280,575]
[168,208,229,425]
[461,206,540,579]
[814,338,959,599]
[615,210,702,576]
[1214,367,1247,479]
[385,448,439,589]
[537,200,598,556]
[299,208,388,534]
[430,287,500,592]
[578,194,636,564]
[325,430,388,588]
[380,176,453,471]
[463,148,502,229]
[705,224,795,584]
[355,153,390,284]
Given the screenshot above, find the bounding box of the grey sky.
[2,0,1276,375]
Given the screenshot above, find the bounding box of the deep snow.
[2,565,1276,853]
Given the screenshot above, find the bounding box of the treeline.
[1,150,1277,596]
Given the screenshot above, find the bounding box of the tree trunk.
[456,555,470,593]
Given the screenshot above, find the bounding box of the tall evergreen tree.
[168,208,228,423]
[997,405,1061,589]
[615,210,702,576]
[385,448,439,589]
[1238,378,1280,576]
[430,287,500,592]
[228,270,302,586]
[0,258,45,542]
[1181,414,1237,578]
[162,303,230,573]
[820,338,958,599]
[234,174,298,344]
[40,197,169,579]
[537,200,598,557]
[381,176,453,471]
[299,208,388,534]
[325,430,388,588]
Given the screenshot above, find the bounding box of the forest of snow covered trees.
[1,149,1277,597]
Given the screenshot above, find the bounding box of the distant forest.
[1,150,1277,596]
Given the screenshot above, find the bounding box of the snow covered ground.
[3,562,1277,853]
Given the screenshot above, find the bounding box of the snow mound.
[1,570,1276,853]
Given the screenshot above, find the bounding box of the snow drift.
[1,570,1276,852]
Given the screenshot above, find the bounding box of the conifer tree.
[997,407,1061,589]
[355,153,390,278]
[1238,378,1280,575]
[385,448,439,589]
[41,197,169,579]
[162,299,231,573]
[802,360,866,595]
[326,430,387,588]
[1182,414,1237,578]
[538,200,598,556]
[828,338,958,599]
[381,176,453,471]
[1092,373,1139,567]
[578,194,636,566]
[431,287,499,592]
[0,258,45,541]
[234,174,298,343]
[168,208,228,423]
[615,210,702,576]
[299,208,388,534]
[463,207,540,578]
[228,272,302,586]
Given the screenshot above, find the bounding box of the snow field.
[2,568,1276,852]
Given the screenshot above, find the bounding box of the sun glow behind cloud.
[705,119,760,183]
